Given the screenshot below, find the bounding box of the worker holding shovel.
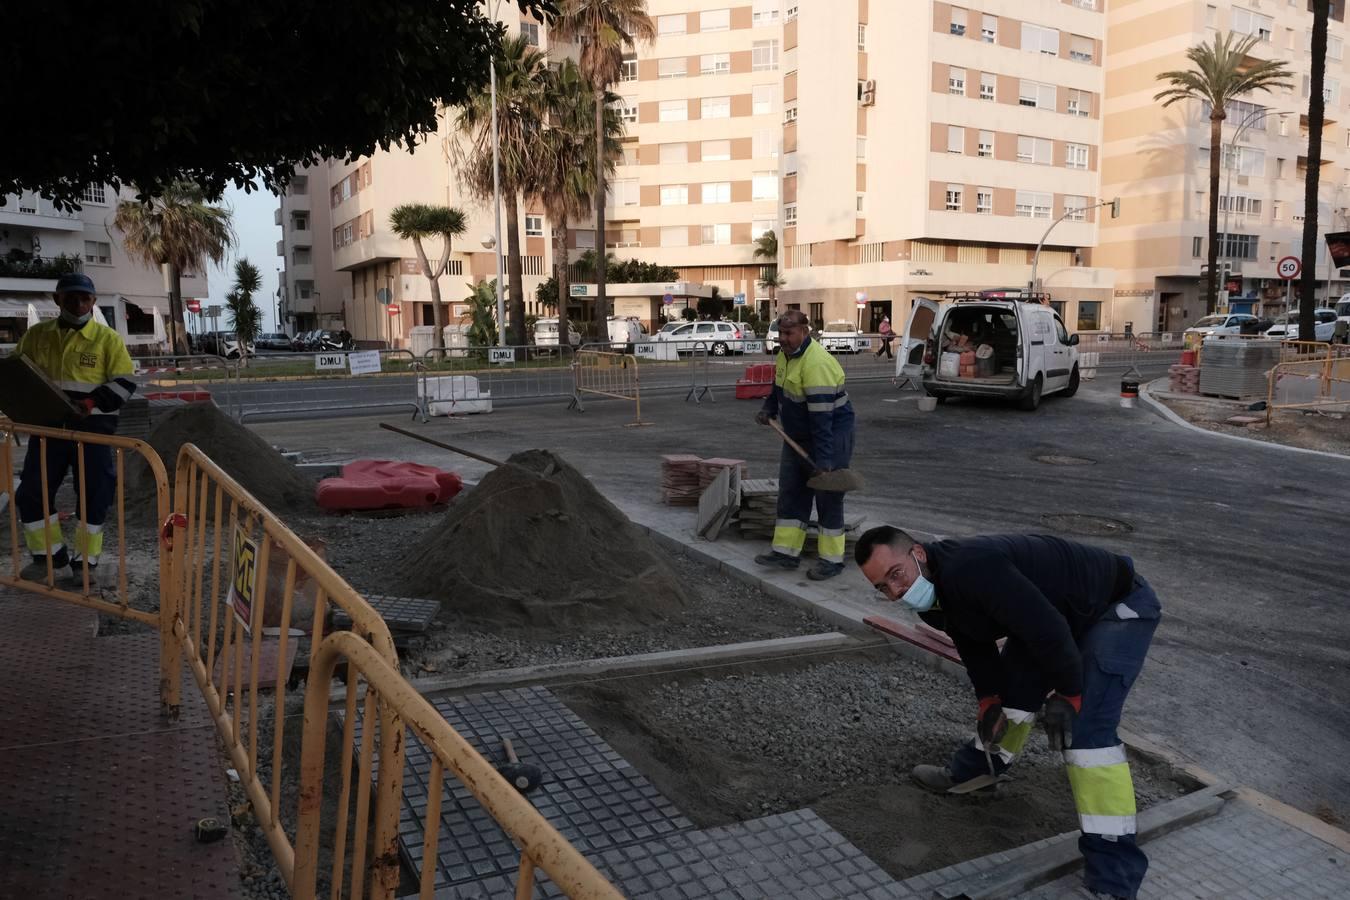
[754,309,857,581]
[855,527,1161,900]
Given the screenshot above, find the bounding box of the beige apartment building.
[277,165,351,334]
[1098,0,1350,333]
[778,0,1115,334]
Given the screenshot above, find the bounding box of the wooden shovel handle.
[765,418,818,471]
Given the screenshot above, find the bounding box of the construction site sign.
[348,350,382,375]
[227,525,259,633]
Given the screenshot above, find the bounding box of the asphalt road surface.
[252,374,1350,824]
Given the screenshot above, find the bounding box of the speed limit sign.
[1277,256,1302,280]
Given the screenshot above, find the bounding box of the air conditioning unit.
[859,79,877,107]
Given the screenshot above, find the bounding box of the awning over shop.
[0,298,58,318]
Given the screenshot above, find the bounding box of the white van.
[534,317,581,350]
[1335,296,1350,341]
[896,293,1081,411]
[606,316,647,352]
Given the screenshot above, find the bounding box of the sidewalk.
[0,589,241,899]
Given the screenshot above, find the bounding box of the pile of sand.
[394,449,692,631]
[127,403,317,520]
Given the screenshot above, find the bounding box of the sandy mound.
[393,449,691,631]
[127,403,317,520]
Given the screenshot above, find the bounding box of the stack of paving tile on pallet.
[660,455,702,506]
[737,479,779,541]
[1168,364,1200,394]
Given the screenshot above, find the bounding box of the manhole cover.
[1040,513,1134,536]
[1033,454,1097,466]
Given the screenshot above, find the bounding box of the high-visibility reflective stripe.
[780,385,807,402]
[817,532,846,564]
[22,515,64,555]
[1078,813,1137,837]
[772,523,806,555]
[833,394,851,408]
[806,401,835,413]
[997,718,1035,755]
[1065,745,1128,768]
[75,524,105,561]
[106,379,134,399]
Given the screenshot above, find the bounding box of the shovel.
[764,418,864,493]
[946,743,1009,795]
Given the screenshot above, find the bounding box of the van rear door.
[897,298,940,379]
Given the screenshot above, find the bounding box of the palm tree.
[550,0,656,334]
[389,204,468,350]
[114,181,235,354]
[1155,32,1292,313]
[753,230,782,315]
[225,258,262,367]
[457,34,550,347]
[1298,2,1331,342]
[535,58,624,350]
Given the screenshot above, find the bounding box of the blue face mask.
[900,552,937,612]
[59,308,92,327]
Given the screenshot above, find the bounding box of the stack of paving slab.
[1168,364,1200,394]
[738,478,865,557]
[696,464,741,539]
[697,458,748,490]
[660,454,703,506]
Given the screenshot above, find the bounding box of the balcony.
[288,227,313,248]
[0,252,82,280]
[274,207,283,226]
[0,196,82,232]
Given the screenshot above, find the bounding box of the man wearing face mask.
[14,272,137,583]
[855,526,1161,900]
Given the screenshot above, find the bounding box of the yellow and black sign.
[227,525,259,632]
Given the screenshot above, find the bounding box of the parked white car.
[1183,313,1260,340]
[1264,308,1338,342]
[900,294,1080,411]
[653,320,747,356]
[818,320,870,354]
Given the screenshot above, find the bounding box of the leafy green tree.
[389,204,468,350]
[114,180,235,354]
[550,0,655,328]
[1,0,553,208]
[1155,33,1292,313]
[225,258,262,366]
[457,35,550,346]
[753,230,783,314]
[461,280,500,348]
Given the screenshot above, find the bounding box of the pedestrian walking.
[15,273,137,583]
[754,309,855,580]
[875,315,894,359]
[855,526,1161,900]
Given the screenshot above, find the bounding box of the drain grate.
[1033,454,1097,466]
[1040,513,1134,536]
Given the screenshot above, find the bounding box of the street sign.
[569,284,589,297]
[1277,256,1301,280]
[387,304,400,315]
[734,293,747,306]
[855,300,867,309]
[376,288,393,304]
[186,299,201,313]
[315,353,346,371]
[205,305,221,318]
[489,348,514,364]
[662,293,674,305]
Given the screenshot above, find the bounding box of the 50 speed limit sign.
[1277,256,1302,280]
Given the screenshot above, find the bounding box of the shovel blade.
[945,773,1007,795]
[806,468,864,493]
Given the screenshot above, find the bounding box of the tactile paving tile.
[388,686,693,890]
[332,593,441,633]
[408,809,910,899]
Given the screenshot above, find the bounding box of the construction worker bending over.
[16,272,137,583]
[754,309,855,581]
[856,527,1160,900]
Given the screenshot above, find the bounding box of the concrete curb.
[1140,377,1350,462]
[404,631,859,697]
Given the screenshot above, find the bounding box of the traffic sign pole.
[1278,256,1301,318]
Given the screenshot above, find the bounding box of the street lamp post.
[1219,107,1289,309]
[1028,198,1119,294]
[489,0,507,346]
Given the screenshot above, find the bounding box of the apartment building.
[1098,0,1350,333]
[604,0,785,317]
[0,185,207,348]
[776,0,1114,334]
[277,165,350,333]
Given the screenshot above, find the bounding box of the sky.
[205,184,282,331]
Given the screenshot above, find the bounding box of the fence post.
[160,462,184,721]
[686,341,713,403]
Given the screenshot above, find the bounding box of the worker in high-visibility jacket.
[856,527,1161,900]
[15,272,137,582]
[754,309,855,580]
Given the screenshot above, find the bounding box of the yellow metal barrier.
[294,631,624,900]
[568,349,651,426]
[0,420,177,714]
[1265,356,1350,424]
[1279,340,1350,363]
